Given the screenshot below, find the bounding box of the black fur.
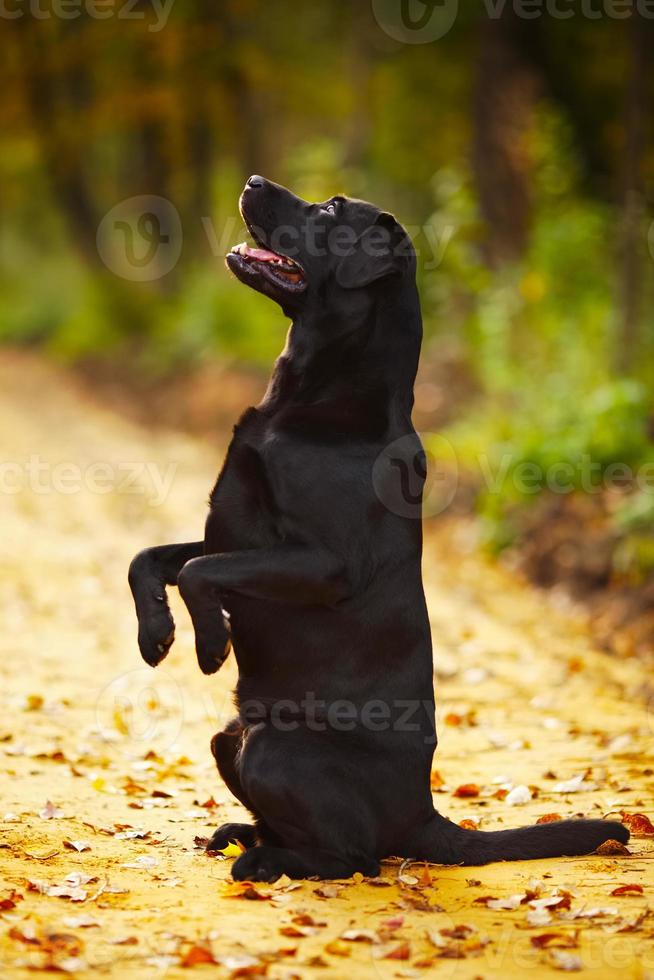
[129,176,629,880]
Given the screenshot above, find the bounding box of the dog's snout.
[246,174,265,189]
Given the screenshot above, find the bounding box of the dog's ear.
[335,212,411,289]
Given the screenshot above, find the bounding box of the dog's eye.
[322,203,337,216]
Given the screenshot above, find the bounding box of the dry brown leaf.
[222,880,270,901]
[620,812,654,836]
[314,882,345,898]
[595,839,631,856]
[537,813,562,824]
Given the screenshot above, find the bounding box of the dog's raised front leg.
[128,541,204,666]
[177,546,352,674]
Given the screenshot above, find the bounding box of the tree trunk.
[616,14,649,375]
[471,12,541,268]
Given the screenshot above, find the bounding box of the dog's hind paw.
[206,822,257,853]
[231,846,292,882]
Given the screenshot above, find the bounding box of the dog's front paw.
[138,605,176,667]
[195,614,231,675]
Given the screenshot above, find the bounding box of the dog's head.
[226,176,415,314]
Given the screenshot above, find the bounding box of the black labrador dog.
[129,176,628,881]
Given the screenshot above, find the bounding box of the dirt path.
[1,353,652,979]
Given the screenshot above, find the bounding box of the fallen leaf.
[216,840,247,858]
[39,800,65,819]
[314,883,345,898]
[340,929,379,943]
[537,813,562,824]
[486,894,524,910]
[222,880,270,901]
[383,941,411,960]
[527,908,553,926]
[506,784,532,806]
[453,784,480,798]
[552,773,595,794]
[459,819,479,831]
[181,945,216,966]
[324,940,351,956]
[198,796,219,809]
[63,840,91,852]
[610,884,644,896]
[531,932,579,949]
[595,839,631,856]
[548,949,583,971]
[621,812,654,836]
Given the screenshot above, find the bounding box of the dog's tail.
[412,811,629,865]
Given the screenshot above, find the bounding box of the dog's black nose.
[246,175,265,189]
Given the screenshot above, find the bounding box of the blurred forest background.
[2,0,653,651]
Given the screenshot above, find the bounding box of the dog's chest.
[204,411,281,553]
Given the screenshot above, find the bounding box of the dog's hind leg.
[206,719,278,853]
[407,810,630,865]
[232,726,381,881]
[128,541,204,666]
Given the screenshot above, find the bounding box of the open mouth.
[226,240,307,294]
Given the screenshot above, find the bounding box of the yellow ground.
[0,352,652,979]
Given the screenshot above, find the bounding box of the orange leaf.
[610,884,644,896]
[430,770,445,789]
[454,784,480,798]
[537,813,562,824]
[621,812,654,836]
[384,942,411,960]
[181,945,215,967]
[222,880,270,900]
[595,839,631,856]
[418,864,433,886]
[459,819,479,831]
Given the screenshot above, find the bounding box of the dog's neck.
[258,283,422,432]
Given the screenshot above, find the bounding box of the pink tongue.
[245,246,281,262]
